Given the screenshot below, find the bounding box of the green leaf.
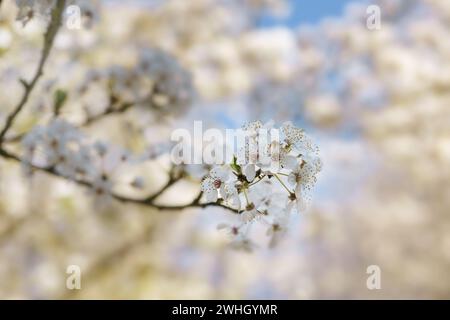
[53,88,68,116]
[230,155,242,174]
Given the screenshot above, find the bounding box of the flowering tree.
[1,0,448,299]
[0,0,321,254]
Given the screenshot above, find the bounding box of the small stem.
[277,172,289,177]
[274,173,292,194]
[248,174,266,187]
[83,101,134,127]
[243,188,250,206]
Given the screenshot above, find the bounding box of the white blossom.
[203,121,321,248]
[265,212,290,248]
[201,166,231,203]
[21,119,137,206]
[79,48,195,117]
[222,182,241,208]
[15,0,99,27]
[217,223,255,252]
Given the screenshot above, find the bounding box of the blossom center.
[213,179,222,189]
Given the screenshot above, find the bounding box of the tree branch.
[83,101,135,127]
[3,100,136,144]
[0,0,66,144]
[0,147,239,214]
[0,0,239,251]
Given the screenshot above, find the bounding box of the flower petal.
[244,164,256,182]
[295,184,306,212]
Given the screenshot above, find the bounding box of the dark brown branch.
[83,101,135,127]
[0,0,66,144]
[0,147,239,214]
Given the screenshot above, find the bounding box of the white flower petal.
[217,223,230,230]
[205,189,218,203]
[282,155,298,170]
[244,164,256,182]
[295,184,306,212]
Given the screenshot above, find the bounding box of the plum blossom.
[22,118,320,247]
[21,119,137,206]
[222,182,241,208]
[78,48,195,118]
[15,0,99,27]
[217,223,256,252]
[265,212,290,248]
[201,166,231,203]
[15,0,55,24]
[138,49,195,113]
[203,121,321,248]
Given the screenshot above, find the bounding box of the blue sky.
[259,0,362,27]
[110,1,363,27]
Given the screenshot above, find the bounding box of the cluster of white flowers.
[201,121,322,249]
[138,49,195,114]
[21,119,144,205]
[79,48,194,117]
[15,0,55,24]
[15,0,98,27]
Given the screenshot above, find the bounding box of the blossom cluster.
[201,121,322,249]
[79,48,195,117]
[15,0,98,27]
[21,119,146,206]
[15,0,56,23]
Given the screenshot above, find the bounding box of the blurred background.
[0,0,449,299]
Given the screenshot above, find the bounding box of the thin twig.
[3,100,136,144]
[274,173,293,195]
[83,101,135,127]
[0,0,66,144]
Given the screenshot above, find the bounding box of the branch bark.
[0,147,239,214]
[0,0,66,144]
